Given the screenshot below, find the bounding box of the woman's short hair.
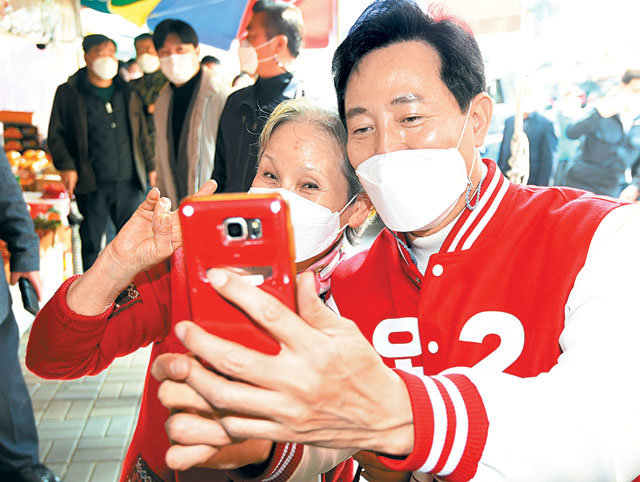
[258,98,367,244]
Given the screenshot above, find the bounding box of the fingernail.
[174,322,186,341]
[207,269,227,288]
[172,358,188,375]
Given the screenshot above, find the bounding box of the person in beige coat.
[152,19,229,207]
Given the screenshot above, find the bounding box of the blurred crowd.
[495,70,640,201]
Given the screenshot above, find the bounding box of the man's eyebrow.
[391,93,426,105]
[345,106,367,120]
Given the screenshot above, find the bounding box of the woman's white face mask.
[248,187,355,263]
[355,107,473,232]
[159,52,198,85]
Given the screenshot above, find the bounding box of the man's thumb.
[296,272,343,333]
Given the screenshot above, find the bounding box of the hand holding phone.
[179,193,296,355]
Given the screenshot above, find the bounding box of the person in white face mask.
[148,2,640,482]
[130,32,168,171]
[151,19,230,208]
[47,34,156,270]
[212,0,305,194]
[29,97,372,481]
[250,98,372,288]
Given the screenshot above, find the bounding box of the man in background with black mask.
[212,0,304,193]
[152,19,229,208]
[48,34,155,271]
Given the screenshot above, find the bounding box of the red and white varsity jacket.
[328,160,640,481]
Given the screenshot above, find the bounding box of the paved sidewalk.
[19,333,151,482]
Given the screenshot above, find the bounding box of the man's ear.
[83,52,90,67]
[346,193,373,229]
[195,45,201,57]
[470,93,494,148]
[274,34,289,56]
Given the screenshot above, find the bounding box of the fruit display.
[2,120,40,152]
[6,149,53,185]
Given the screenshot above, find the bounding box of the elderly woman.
[26,99,373,481]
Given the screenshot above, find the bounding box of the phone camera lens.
[223,217,248,240]
[228,223,243,238]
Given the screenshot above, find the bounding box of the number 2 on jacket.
[372,311,525,375]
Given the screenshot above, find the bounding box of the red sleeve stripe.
[440,374,489,482]
[263,443,302,481]
[418,375,449,472]
[377,370,434,471]
[430,378,457,474]
[381,372,488,481]
[434,376,469,477]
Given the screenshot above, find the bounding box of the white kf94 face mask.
[355,107,473,232]
[248,187,356,263]
[137,53,160,74]
[237,37,278,75]
[91,56,118,80]
[159,53,198,85]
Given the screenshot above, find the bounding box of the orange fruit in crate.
[6,150,21,161]
[5,150,22,166]
[4,140,22,151]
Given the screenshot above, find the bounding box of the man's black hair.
[153,19,198,50]
[201,55,220,65]
[622,69,640,85]
[82,34,116,53]
[134,32,153,47]
[332,0,486,122]
[252,0,303,58]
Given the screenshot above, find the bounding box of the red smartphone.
[178,193,296,355]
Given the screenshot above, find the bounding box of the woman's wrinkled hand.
[104,181,217,280]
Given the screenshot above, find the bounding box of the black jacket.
[563,108,640,196]
[0,150,39,324]
[212,73,303,193]
[47,68,155,194]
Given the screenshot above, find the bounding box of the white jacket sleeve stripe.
[418,376,449,472]
[436,375,469,476]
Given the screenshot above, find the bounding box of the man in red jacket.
[152,1,640,481]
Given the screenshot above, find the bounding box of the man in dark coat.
[48,34,155,270]
[212,0,304,193]
[498,111,558,186]
[0,150,59,482]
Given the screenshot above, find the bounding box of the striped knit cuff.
[442,374,488,482]
[377,371,489,482]
[376,369,434,471]
[229,443,304,482]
